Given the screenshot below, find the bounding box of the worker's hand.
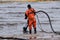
[25,17,27,19]
[25,14,27,19]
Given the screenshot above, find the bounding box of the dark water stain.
[51,7,60,9]
[5,23,18,27]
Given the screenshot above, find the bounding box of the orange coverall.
[25,8,36,30]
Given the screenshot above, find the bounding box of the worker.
[25,4,37,34]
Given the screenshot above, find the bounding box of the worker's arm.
[25,10,29,19]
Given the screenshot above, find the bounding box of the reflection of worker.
[25,4,37,34]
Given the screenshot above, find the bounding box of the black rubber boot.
[29,30,32,34]
[23,27,28,34]
[34,28,37,34]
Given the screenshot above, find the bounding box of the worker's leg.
[28,20,33,34]
[33,20,37,34]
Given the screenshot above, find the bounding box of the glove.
[25,17,27,19]
[25,14,27,19]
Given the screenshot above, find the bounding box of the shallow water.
[0,1,60,36]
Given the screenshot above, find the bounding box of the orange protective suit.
[25,8,36,30]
